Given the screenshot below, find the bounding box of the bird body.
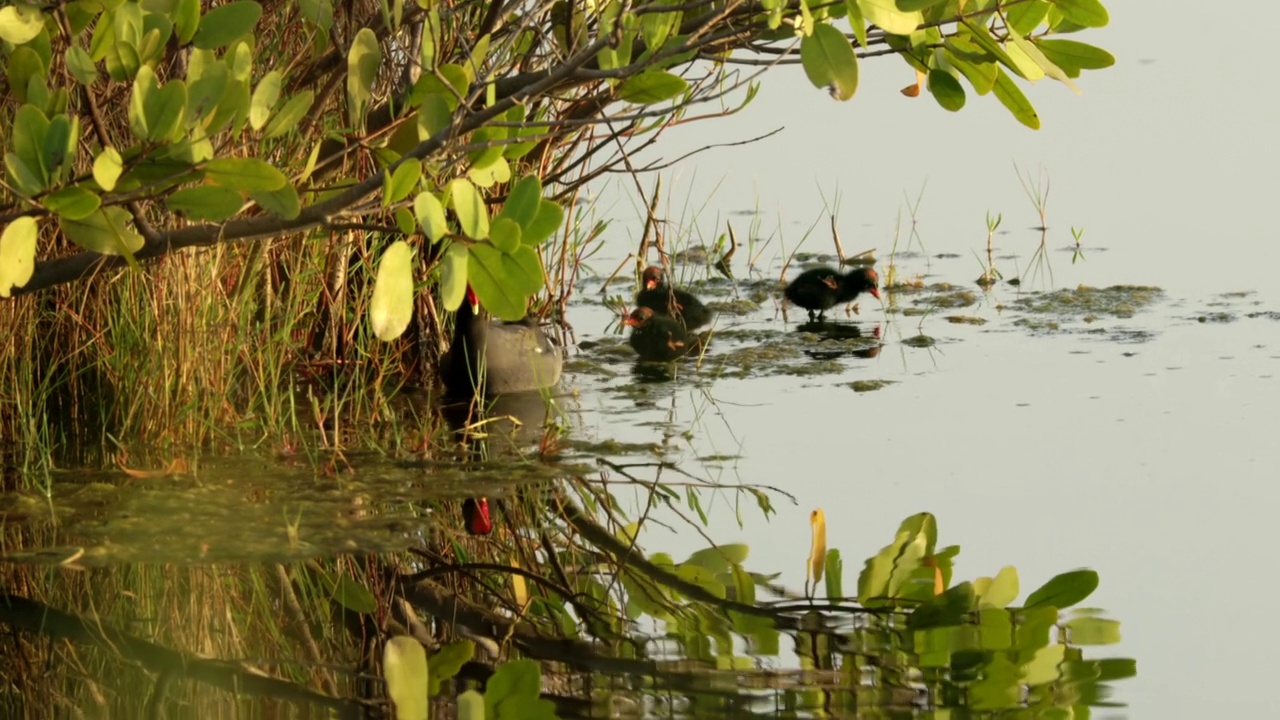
[442,288,562,397]
[784,266,880,321]
[625,307,710,362]
[634,266,712,329]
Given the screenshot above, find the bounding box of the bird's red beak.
[462,497,492,536]
[869,287,881,300]
[465,285,479,311]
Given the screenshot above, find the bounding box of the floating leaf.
[0,5,44,45]
[59,207,144,256]
[44,187,102,220]
[448,178,489,239]
[1024,569,1098,610]
[93,147,124,191]
[618,70,688,104]
[205,157,287,191]
[248,69,281,130]
[383,637,428,720]
[414,192,449,243]
[192,1,262,50]
[0,217,39,298]
[369,240,416,341]
[166,185,243,221]
[799,24,858,101]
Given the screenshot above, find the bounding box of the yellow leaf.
[807,508,827,593]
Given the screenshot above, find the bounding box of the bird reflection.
[796,322,882,360]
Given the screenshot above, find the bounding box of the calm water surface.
[560,2,1280,717]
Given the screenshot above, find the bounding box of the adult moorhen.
[634,266,713,329]
[784,266,881,321]
[625,307,710,362]
[442,287,563,397]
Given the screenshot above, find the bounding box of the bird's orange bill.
[463,497,492,535]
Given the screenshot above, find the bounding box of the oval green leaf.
[250,183,300,219]
[383,637,428,720]
[369,240,416,341]
[448,178,489,239]
[167,185,244,221]
[347,27,381,127]
[192,1,262,50]
[1024,569,1098,610]
[0,5,44,45]
[262,90,313,140]
[414,191,449,243]
[93,147,124,191]
[248,69,281,130]
[489,217,522,254]
[0,217,39,298]
[205,157,287,191]
[497,174,543,228]
[991,67,1040,129]
[522,200,564,246]
[426,640,473,697]
[618,70,688,104]
[927,68,965,111]
[857,0,922,35]
[66,45,98,86]
[439,241,468,311]
[800,24,858,101]
[467,244,542,321]
[1036,38,1116,72]
[383,158,421,206]
[44,187,102,220]
[1052,0,1109,28]
[59,207,144,256]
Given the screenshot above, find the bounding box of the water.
[558,2,1280,716]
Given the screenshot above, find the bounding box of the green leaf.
[347,27,381,127]
[8,47,47,104]
[248,69,281,130]
[684,544,750,573]
[416,92,453,138]
[489,217,522,254]
[1007,26,1078,91]
[44,187,102,220]
[263,90,313,140]
[448,178,489,239]
[369,240,416,341]
[383,158,421,206]
[824,549,843,600]
[166,185,243,221]
[192,1,262,50]
[426,640,474,697]
[66,45,97,86]
[843,0,868,49]
[468,244,542,321]
[93,147,124,191]
[992,68,1040,129]
[0,5,44,45]
[497,175,543,228]
[906,581,975,630]
[250,183,300,219]
[383,637,428,720]
[1065,615,1121,645]
[857,0,922,35]
[1006,0,1050,35]
[414,192,449,243]
[457,690,484,720]
[0,217,39,298]
[59,207,144,256]
[325,572,378,614]
[4,153,43,197]
[521,200,563,246]
[147,78,188,141]
[799,23,858,101]
[174,0,201,44]
[439,241,468,311]
[927,68,965,111]
[1036,39,1115,72]
[205,157,287,191]
[618,70,688,104]
[186,59,228,125]
[42,115,77,183]
[12,104,51,193]
[1051,0,1109,28]
[486,660,556,720]
[467,155,511,188]
[1024,569,1098,609]
[980,565,1019,609]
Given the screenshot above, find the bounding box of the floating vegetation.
[945,315,987,325]
[903,334,938,348]
[1008,285,1164,319]
[847,379,896,392]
